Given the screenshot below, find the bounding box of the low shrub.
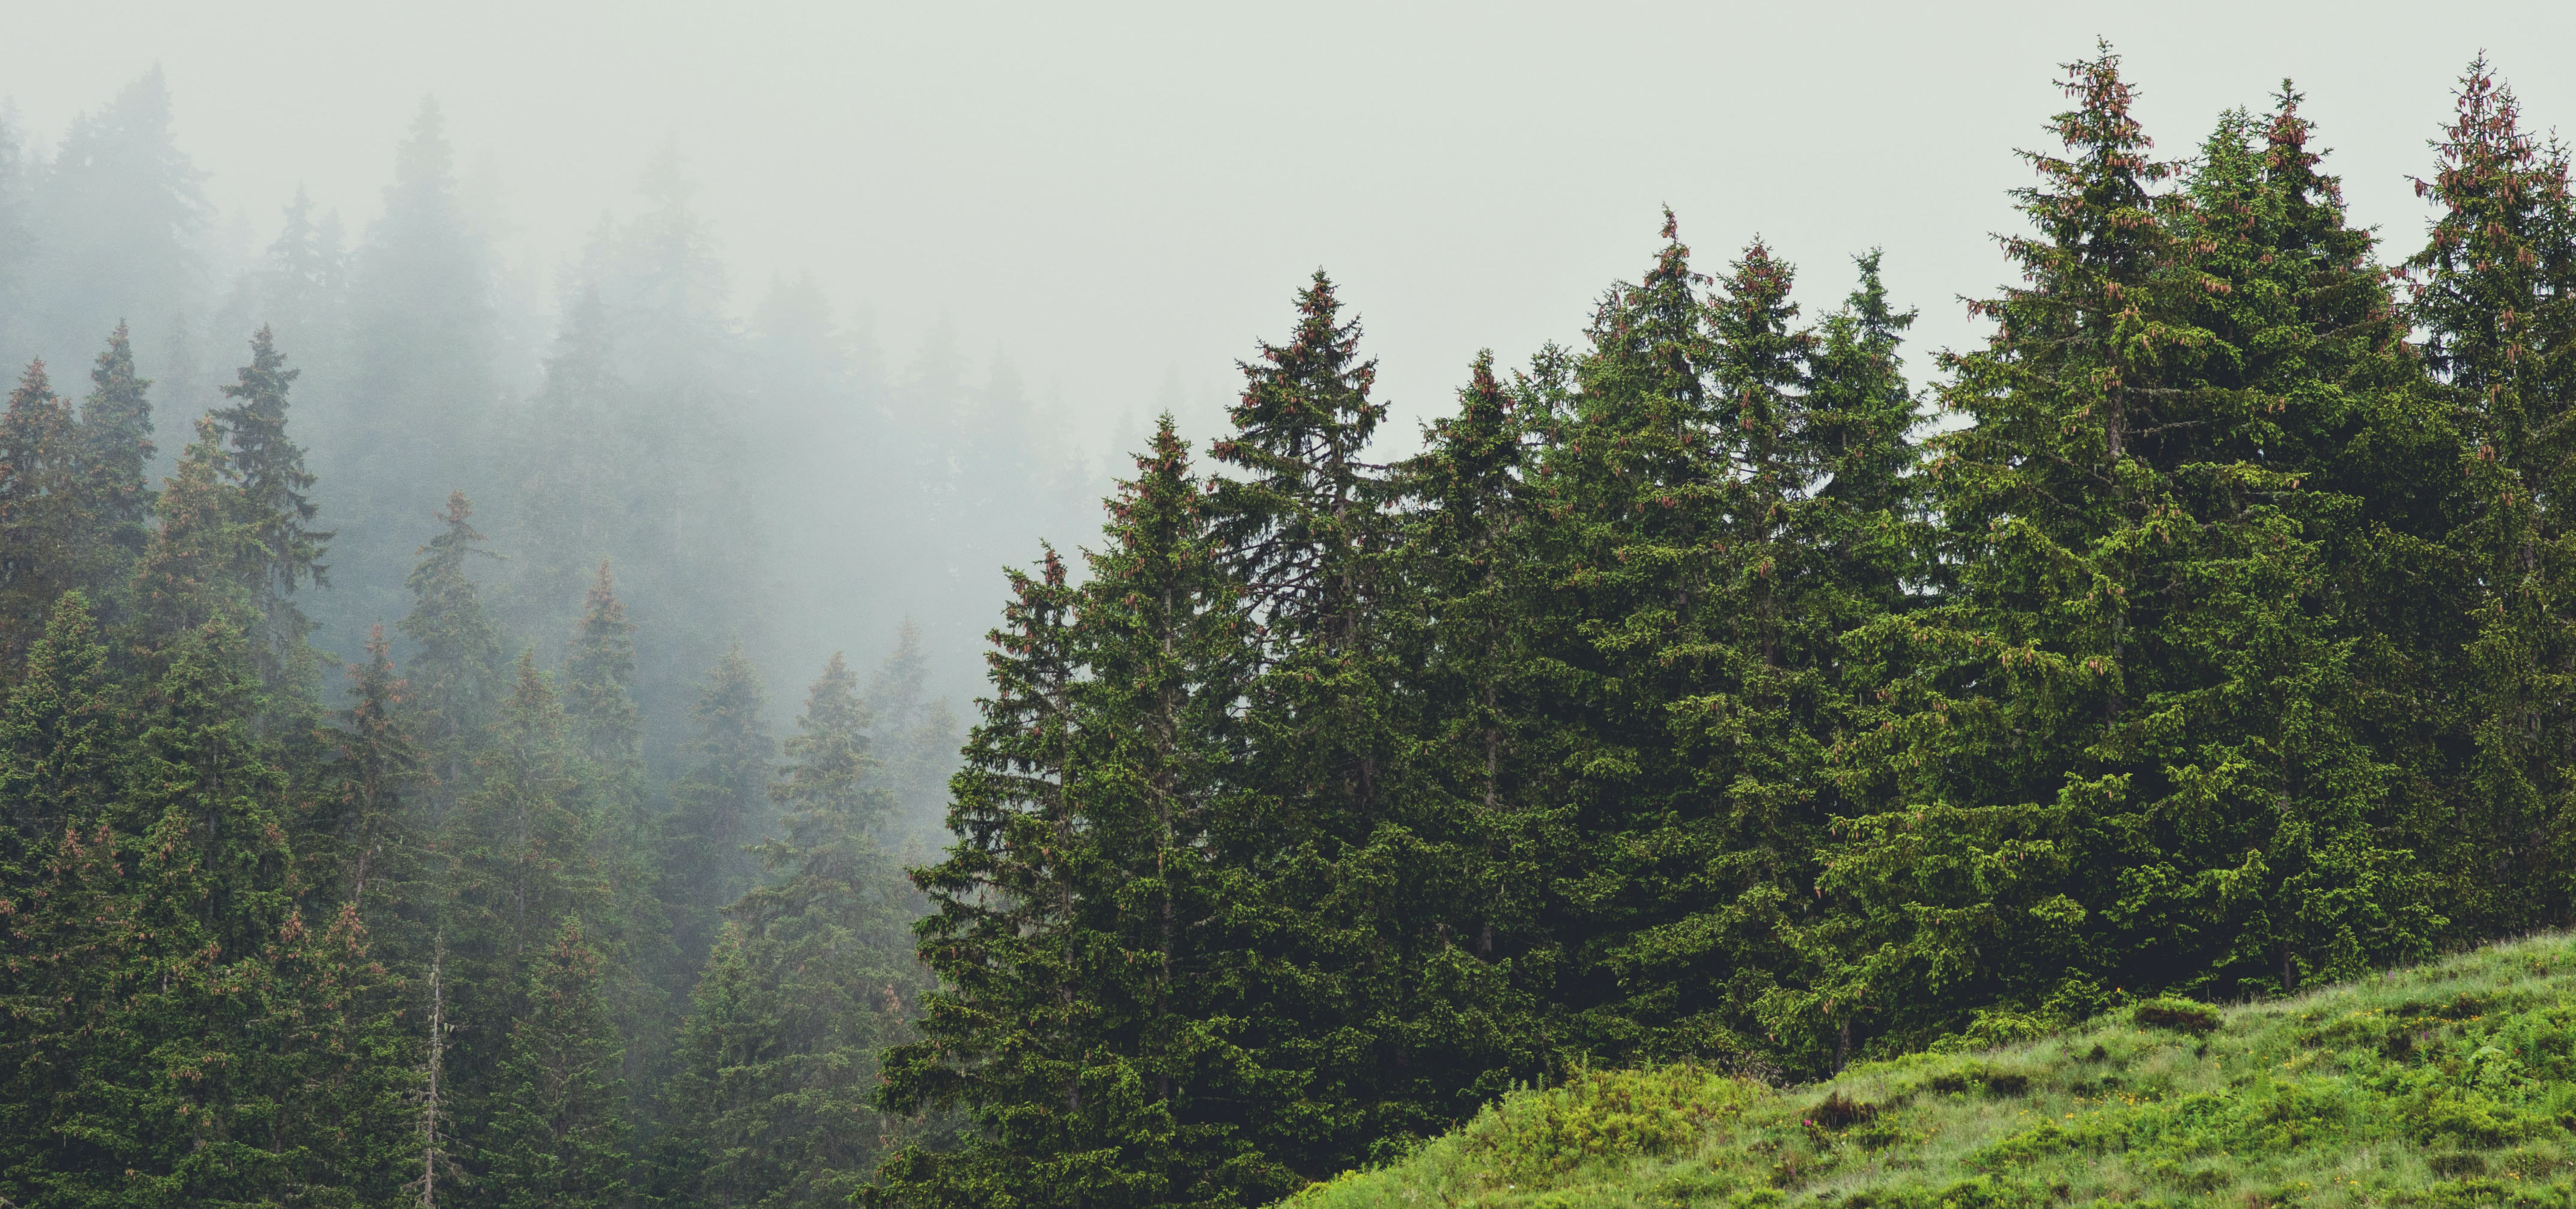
[2133,996,2223,1034]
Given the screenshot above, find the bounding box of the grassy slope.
[1286,932,2576,1208]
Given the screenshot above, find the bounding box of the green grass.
[1284,932,2576,1208]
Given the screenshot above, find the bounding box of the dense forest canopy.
[2,39,2575,1209]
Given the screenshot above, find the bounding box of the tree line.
[3,41,2574,1209]
[874,48,2576,1207]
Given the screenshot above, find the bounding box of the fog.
[2,0,2569,780]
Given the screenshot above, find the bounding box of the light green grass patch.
[1284,932,2576,1207]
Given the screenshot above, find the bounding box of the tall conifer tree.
[2405,59,2576,936]
[664,652,916,1207]
[73,324,155,612]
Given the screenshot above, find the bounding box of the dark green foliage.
[1817,50,2445,1071]
[481,915,631,1209]
[26,41,2576,1209]
[1207,274,1513,1172]
[212,326,330,685]
[73,325,156,612]
[130,419,260,644]
[0,593,124,880]
[0,360,93,667]
[0,613,412,1207]
[879,420,1266,1207]
[660,652,919,1207]
[2404,59,2576,939]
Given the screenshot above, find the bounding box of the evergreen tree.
[556,559,674,1135]
[1395,349,1554,1035]
[883,420,1290,1205]
[399,491,509,799]
[442,651,611,1201]
[0,359,88,670]
[2404,58,2576,936]
[20,68,208,377]
[0,614,411,1205]
[660,641,773,975]
[0,592,123,882]
[333,623,433,972]
[1207,271,1511,1169]
[73,323,156,611]
[482,915,631,1209]
[129,417,258,645]
[213,325,330,688]
[876,548,1134,1208]
[326,97,501,664]
[663,652,916,1207]
[866,617,962,850]
[1822,50,2444,1064]
[1510,214,1757,1064]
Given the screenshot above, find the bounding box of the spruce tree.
[481,915,632,1209]
[556,559,674,1139]
[0,613,410,1204]
[0,360,89,670]
[866,616,962,850]
[660,641,773,975]
[332,623,434,974]
[130,418,259,648]
[663,652,916,1207]
[0,592,124,885]
[1821,50,2444,1062]
[1395,351,1564,1075]
[1510,214,1761,1064]
[1206,271,1511,1168]
[1068,419,1276,1201]
[2405,58,2576,936]
[212,325,330,686]
[73,323,155,613]
[399,491,509,799]
[877,547,1162,1208]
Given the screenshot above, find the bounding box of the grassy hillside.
[1286,933,2576,1208]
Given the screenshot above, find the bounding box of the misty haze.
[3,4,2575,1207]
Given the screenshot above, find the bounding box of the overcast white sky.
[8,1,2573,452]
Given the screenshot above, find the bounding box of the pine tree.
[129,417,260,644]
[481,915,632,1209]
[660,641,773,975]
[876,548,1141,1208]
[0,592,124,884]
[213,325,330,685]
[73,323,156,612]
[1205,271,1508,1169]
[663,652,916,1207]
[399,491,509,799]
[2405,58,2576,936]
[866,617,962,849]
[0,359,90,670]
[0,613,410,1205]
